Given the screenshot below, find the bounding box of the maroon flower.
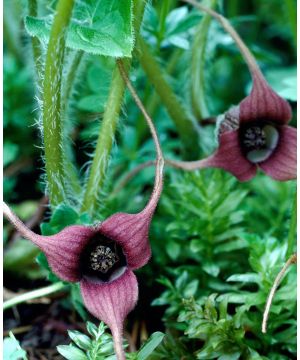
[198,75,296,182]
[171,0,297,182]
[3,63,164,359]
[169,64,296,182]
[3,174,162,359]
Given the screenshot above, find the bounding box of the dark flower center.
[240,123,279,163]
[80,234,127,283]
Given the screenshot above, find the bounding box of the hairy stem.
[287,192,297,256]
[81,61,129,215]
[262,253,297,333]
[191,0,217,120]
[3,282,66,310]
[137,36,200,159]
[28,0,43,82]
[63,50,84,110]
[63,50,85,196]
[81,0,146,216]
[43,0,75,206]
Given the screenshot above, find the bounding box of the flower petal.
[190,131,256,181]
[40,226,95,282]
[2,205,95,282]
[80,270,138,359]
[99,212,152,270]
[259,126,297,181]
[239,76,292,125]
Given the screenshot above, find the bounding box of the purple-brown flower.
[200,74,296,182]
[3,62,164,359]
[3,174,162,359]
[171,0,297,182]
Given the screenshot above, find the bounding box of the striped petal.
[200,130,257,181]
[259,126,297,181]
[39,226,95,282]
[2,204,95,282]
[80,270,138,359]
[99,212,152,270]
[240,76,292,125]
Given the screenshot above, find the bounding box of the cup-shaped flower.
[3,63,164,359]
[170,1,296,182]
[3,176,161,359]
[199,74,296,182]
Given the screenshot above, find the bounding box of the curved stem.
[183,0,264,81]
[3,202,44,245]
[262,253,297,333]
[81,0,146,216]
[287,192,297,256]
[43,0,75,206]
[117,60,164,214]
[3,282,66,310]
[137,36,200,159]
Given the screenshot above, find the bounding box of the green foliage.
[25,0,134,57]
[150,171,296,359]
[178,296,265,360]
[3,332,28,360]
[57,322,164,360]
[57,322,115,360]
[4,1,296,359]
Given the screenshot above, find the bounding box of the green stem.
[81,0,146,216]
[63,50,84,110]
[28,0,43,81]
[287,192,297,256]
[63,50,85,197]
[284,0,297,49]
[81,61,129,215]
[157,0,172,48]
[191,0,217,120]
[3,282,66,310]
[137,36,200,159]
[43,0,75,206]
[135,49,182,148]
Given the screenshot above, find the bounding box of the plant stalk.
[3,282,67,310]
[28,0,43,81]
[191,0,217,120]
[287,192,297,256]
[81,0,146,215]
[43,0,75,206]
[137,36,200,159]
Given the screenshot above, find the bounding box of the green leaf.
[57,345,88,360]
[137,332,165,360]
[166,241,180,260]
[24,0,134,57]
[3,332,27,360]
[227,273,260,284]
[68,330,92,351]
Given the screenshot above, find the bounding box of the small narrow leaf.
[137,332,165,360]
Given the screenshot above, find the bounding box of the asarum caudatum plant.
[169,0,297,182]
[3,61,164,360]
